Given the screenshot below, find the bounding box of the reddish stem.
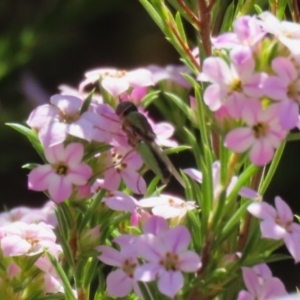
[168,20,201,70]
[176,0,200,28]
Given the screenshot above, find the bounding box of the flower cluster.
[198,12,300,165]
[6,8,300,300]
[97,216,201,298]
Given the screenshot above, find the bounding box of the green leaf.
[175,12,187,44]
[139,0,165,32]
[46,252,77,300]
[80,88,95,114]
[141,90,160,108]
[22,163,40,169]
[164,92,190,118]
[6,123,45,161]
[163,145,191,155]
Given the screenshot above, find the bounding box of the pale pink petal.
[68,163,92,185]
[50,94,82,115]
[102,77,129,97]
[124,151,143,171]
[126,68,154,87]
[260,277,287,298]
[66,116,95,141]
[152,206,181,218]
[153,122,174,139]
[138,234,164,261]
[48,175,72,203]
[272,57,297,82]
[263,76,288,100]
[237,290,254,300]
[64,143,84,166]
[253,263,272,278]
[224,128,254,152]
[243,73,267,98]
[104,193,138,213]
[1,236,31,256]
[242,267,260,295]
[249,139,274,165]
[178,251,201,272]
[241,99,261,125]
[284,233,300,263]
[143,216,169,235]
[279,100,298,130]
[28,165,53,191]
[121,169,146,195]
[275,197,293,223]
[134,262,159,281]
[139,196,168,207]
[27,104,58,129]
[247,202,276,220]
[163,226,191,253]
[97,246,123,267]
[103,168,121,191]
[131,86,148,102]
[44,143,65,163]
[260,220,286,239]
[203,84,223,111]
[182,168,203,183]
[157,270,183,298]
[200,57,232,83]
[239,187,260,199]
[106,269,133,297]
[39,121,67,148]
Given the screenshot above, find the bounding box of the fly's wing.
[148,141,186,188]
[124,112,156,142]
[126,111,185,188]
[136,141,171,184]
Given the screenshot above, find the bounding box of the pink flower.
[263,57,300,129]
[97,239,143,299]
[139,194,196,221]
[102,146,146,194]
[198,46,266,111]
[213,15,265,49]
[147,64,191,88]
[91,179,139,213]
[224,100,286,165]
[79,67,153,97]
[87,103,127,146]
[248,196,300,263]
[27,94,96,148]
[135,224,201,298]
[237,266,287,300]
[260,11,300,55]
[28,143,92,203]
[0,222,59,257]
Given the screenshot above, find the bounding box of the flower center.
[275,215,293,233]
[59,111,81,124]
[111,151,127,173]
[230,78,242,92]
[122,258,137,278]
[287,82,300,102]
[104,70,127,79]
[55,164,69,176]
[160,252,179,271]
[252,122,268,138]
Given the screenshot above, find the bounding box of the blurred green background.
[1,0,300,291]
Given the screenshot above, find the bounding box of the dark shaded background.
[1,0,300,292]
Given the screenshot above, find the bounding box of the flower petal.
[157,270,183,298]
[106,269,133,297]
[48,175,72,203]
[28,165,53,191]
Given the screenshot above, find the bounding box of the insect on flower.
[115,101,185,188]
